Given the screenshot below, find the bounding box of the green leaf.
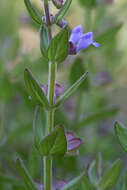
[61,171,85,190]
[13,185,26,190]
[78,0,97,7]
[28,147,40,179]
[40,25,49,59]
[88,160,98,188]
[53,0,72,23]
[99,159,121,190]
[33,106,46,150]
[69,58,89,91]
[114,121,127,153]
[39,125,67,156]
[17,158,38,190]
[24,68,49,109]
[24,0,43,25]
[84,23,122,53]
[96,152,103,179]
[82,176,93,190]
[78,106,118,127]
[95,23,123,44]
[54,72,88,108]
[48,29,69,63]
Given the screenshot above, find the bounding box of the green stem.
[44,156,52,190]
[44,63,56,190]
[42,0,56,189]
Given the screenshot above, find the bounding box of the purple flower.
[69,25,100,54]
[42,14,54,24]
[57,19,67,28]
[36,179,67,190]
[42,15,66,28]
[40,83,63,98]
[65,131,83,155]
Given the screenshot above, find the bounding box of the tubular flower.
[69,25,100,55]
[65,131,83,155]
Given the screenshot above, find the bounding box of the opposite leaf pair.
[24,68,88,109]
[41,25,100,62]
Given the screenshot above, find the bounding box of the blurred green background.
[1,0,127,189]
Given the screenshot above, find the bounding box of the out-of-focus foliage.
[0,0,127,189]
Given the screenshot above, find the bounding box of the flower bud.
[65,131,83,156]
[56,19,67,28]
[42,14,54,24]
[52,0,64,9]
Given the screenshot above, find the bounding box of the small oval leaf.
[24,68,49,109]
[48,29,69,63]
[40,25,49,59]
[39,125,67,156]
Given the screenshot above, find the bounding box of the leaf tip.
[114,121,118,128]
[24,68,29,72]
